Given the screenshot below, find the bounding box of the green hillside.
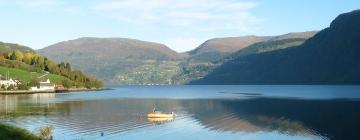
[228,38,306,58]
[173,38,307,84]
[0,42,34,53]
[0,66,68,84]
[0,41,103,89]
[191,10,360,85]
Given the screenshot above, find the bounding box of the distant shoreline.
[0,88,112,95]
[56,88,113,93]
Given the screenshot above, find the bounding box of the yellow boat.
[147,107,175,118]
[147,117,174,122]
[147,112,175,118]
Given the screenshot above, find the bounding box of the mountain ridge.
[188,31,317,56]
[39,37,184,60]
[38,31,318,85]
[191,9,360,84]
[38,37,186,84]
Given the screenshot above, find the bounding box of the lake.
[1,85,360,140]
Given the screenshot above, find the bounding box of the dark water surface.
[1,85,360,140]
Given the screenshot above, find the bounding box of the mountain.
[174,38,308,84]
[189,36,271,55]
[39,32,316,85]
[174,32,315,84]
[0,42,34,53]
[191,10,360,84]
[38,37,184,85]
[39,37,182,60]
[188,31,316,55]
[225,38,307,60]
[187,31,316,62]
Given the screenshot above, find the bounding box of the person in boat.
[153,107,162,114]
[148,107,175,118]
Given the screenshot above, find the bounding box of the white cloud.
[92,0,262,52]
[0,0,262,52]
[92,0,260,30]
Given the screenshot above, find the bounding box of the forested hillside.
[174,38,308,84]
[0,42,34,53]
[191,10,360,84]
[0,46,103,89]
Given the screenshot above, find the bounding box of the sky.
[0,0,359,52]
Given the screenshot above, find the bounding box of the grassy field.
[0,122,40,140]
[0,66,69,84]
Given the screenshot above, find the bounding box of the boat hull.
[147,113,174,118]
[147,117,174,122]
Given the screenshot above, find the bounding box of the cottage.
[30,76,55,91]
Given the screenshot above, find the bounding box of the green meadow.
[0,66,68,84]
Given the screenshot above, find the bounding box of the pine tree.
[65,62,71,71]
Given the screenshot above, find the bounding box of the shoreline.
[0,122,40,140]
[0,88,112,95]
[56,88,113,93]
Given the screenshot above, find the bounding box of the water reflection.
[0,93,56,117]
[147,117,174,124]
[0,92,359,140]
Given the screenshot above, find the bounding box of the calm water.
[1,85,360,140]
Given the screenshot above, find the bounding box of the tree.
[0,55,4,65]
[7,84,14,90]
[45,60,58,73]
[14,50,23,61]
[23,52,33,64]
[58,62,65,68]
[28,78,40,88]
[65,62,71,71]
[38,56,45,69]
[9,51,16,60]
[62,79,73,89]
[84,81,93,89]
[94,81,103,88]
[17,82,29,90]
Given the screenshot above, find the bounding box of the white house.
[30,76,55,91]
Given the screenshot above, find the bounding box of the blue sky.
[0,0,359,52]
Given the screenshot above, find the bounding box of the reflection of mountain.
[2,95,360,140]
[183,98,360,140]
[43,99,183,138]
[0,97,183,138]
[181,99,315,136]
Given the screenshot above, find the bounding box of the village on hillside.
[0,72,64,93]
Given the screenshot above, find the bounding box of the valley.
[37,32,315,85]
